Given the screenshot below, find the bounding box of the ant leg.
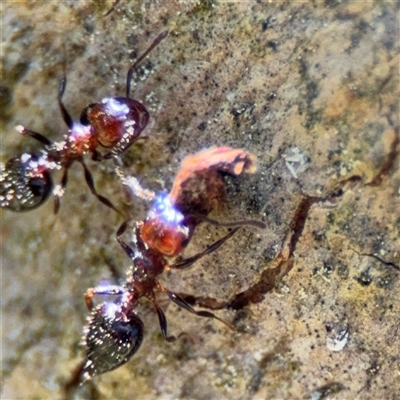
[53,167,69,214]
[116,221,138,260]
[151,292,192,344]
[125,30,169,98]
[85,285,125,310]
[79,160,122,215]
[15,125,53,146]
[151,294,178,343]
[161,287,233,330]
[170,227,240,270]
[103,0,120,17]
[203,216,266,230]
[57,75,74,129]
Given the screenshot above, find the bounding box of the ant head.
[82,300,144,379]
[1,153,53,211]
[78,30,168,159]
[140,194,191,257]
[80,97,149,156]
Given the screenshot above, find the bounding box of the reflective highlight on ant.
[82,147,266,379]
[0,31,168,213]
[0,153,54,211]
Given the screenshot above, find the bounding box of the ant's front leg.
[84,285,126,310]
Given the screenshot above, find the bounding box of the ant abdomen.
[0,153,53,211]
[83,302,144,379]
[81,97,149,156]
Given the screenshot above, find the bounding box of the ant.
[0,31,168,213]
[81,147,266,379]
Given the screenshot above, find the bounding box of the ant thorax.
[139,194,191,257]
[47,122,97,164]
[129,252,165,287]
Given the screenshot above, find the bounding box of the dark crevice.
[366,253,399,271]
[226,194,318,309]
[287,196,318,257]
[61,360,100,400]
[350,246,399,272]
[367,120,399,186]
[179,126,398,311]
[330,175,362,195]
[179,195,319,311]
[308,382,347,400]
[62,360,85,399]
[226,259,293,309]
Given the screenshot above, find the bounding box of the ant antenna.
[57,75,74,130]
[126,30,169,98]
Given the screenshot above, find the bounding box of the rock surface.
[1,1,399,399]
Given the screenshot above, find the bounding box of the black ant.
[81,147,266,379]
[0,31,168,213]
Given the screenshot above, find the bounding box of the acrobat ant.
[81,147,266,379]
[0,31,168,213]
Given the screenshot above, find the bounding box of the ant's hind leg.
[151,293,192,345]
[161,287,233,330]
[151,295,178,343]
[170,227,241,270]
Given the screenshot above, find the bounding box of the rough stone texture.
[1,1,399,399]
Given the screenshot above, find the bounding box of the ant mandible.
[0,31,168,213]
[81,147,266,379]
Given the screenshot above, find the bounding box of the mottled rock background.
[1,1,399,399]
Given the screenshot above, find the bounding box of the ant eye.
[79,104,95,126]
[1,154,53,211]
[181,238,189,248]
[83,302,144,379]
